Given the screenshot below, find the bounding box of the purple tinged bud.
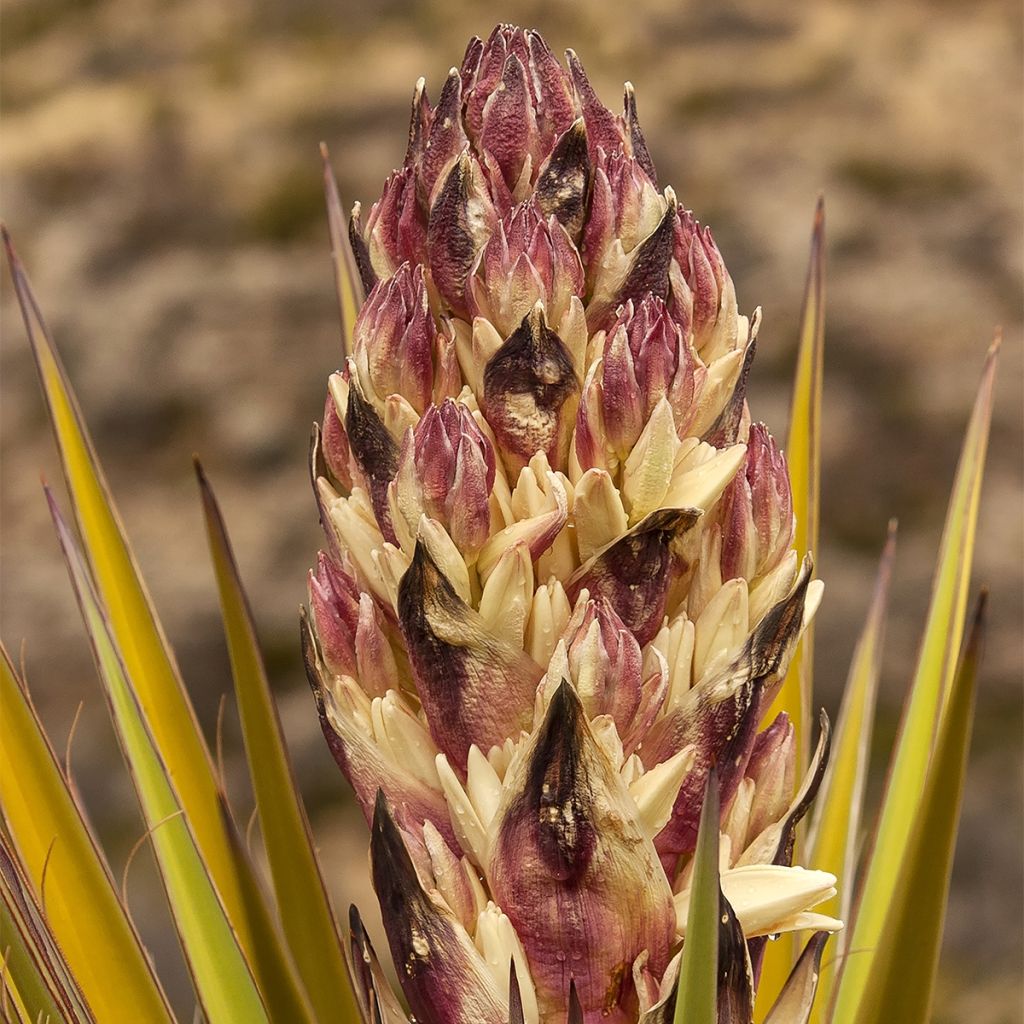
[470,201,585,339]
[718,473,757,584]
[535,119,591,241]
[562,596,644,735]
[427,151,499,316]
[462,27,574,168]
[480,54,538,193]
[745,714,796,843]
[672,213,728,348]
[481,305,580,475]
[719,423,793,582]
[566,49,625,164]
[489,681,676,1019]
[525,30,576,145]
[344,376,400,544]
[365,166,427,281]
[397,541,541,770]
[308,553,360,678]
[320,393,353,492]
[623,82,657,186]
[418,70,468,207]
[401,399,496,558]
[371,793,509,1024]
[567,508,701,646]
[583,150,662,286]
[600,316,644,456]
[746,423,795,577]
[602,295,699,452]
[353,263,438,414]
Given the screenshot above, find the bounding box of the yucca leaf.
[48,492,271,1024]
[0,646,173,1024]
[3,230,311,1021]
[803,523,896,1023]
[0,833,92,1024]
[763,932,829,1024]
[755,197,826,1017]
[848,593,986,1024]
[766,196,825,776]
[196,462,360,1022]
[830,340,999,1022]
[321,143,365,355]
[674,771,720,1024]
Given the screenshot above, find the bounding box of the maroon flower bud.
[583,149,663,291]
[398,541,542,771]
[308,552,361,678]
[461,27,575,170]
[364,166,427,281]
[671,211,734,351]
[427,151,500,317]
[320,392,353,492]
[352,263,437,413]
[489,681,676,1019]
[745,713,797,843]
[481,304,580,475]
[720,423,794,582]
[370,794,510,1024]
[747,423,795,576]
[567,508,701,646]
[469,201,585,340]
[393,399,496,559]
[417,69,469,208]
[560,596,644,733]
[601,295,701,454]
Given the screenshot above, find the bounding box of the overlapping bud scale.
[305,24,837,1023]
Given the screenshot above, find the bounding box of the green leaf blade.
[804,524,896,1023]
[674,772,721,1024]
[196,464,359,1022]
[849,594,987,1024]
[48,493,271,1024]
[830,341,999,1023]
[4,232,312,1022]
[0,647,173,1024]
[766,196,826,775]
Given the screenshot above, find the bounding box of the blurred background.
[2,0,1021,1020]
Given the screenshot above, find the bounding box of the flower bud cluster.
[305,26,833,1022]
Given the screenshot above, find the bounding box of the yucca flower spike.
[305,24,839,1023]
[2,18,997,1024]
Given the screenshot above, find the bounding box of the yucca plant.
[0,24,998,1024]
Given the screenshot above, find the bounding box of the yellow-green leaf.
[321,143,365,355]
[0,646,173,1024]
[830,341,999,1023]
[0,833,91,1024]
[49,492,271,1024]
[755,197,825,1017]
[803,523,896,1023]
[848,594,987,1024]
[674,772,720,1024]
[3,231,310,1021]
[196,463,359,1022]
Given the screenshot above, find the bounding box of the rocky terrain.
[2,0,1021,1019]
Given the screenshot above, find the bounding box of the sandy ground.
[2,1,1022,1019]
